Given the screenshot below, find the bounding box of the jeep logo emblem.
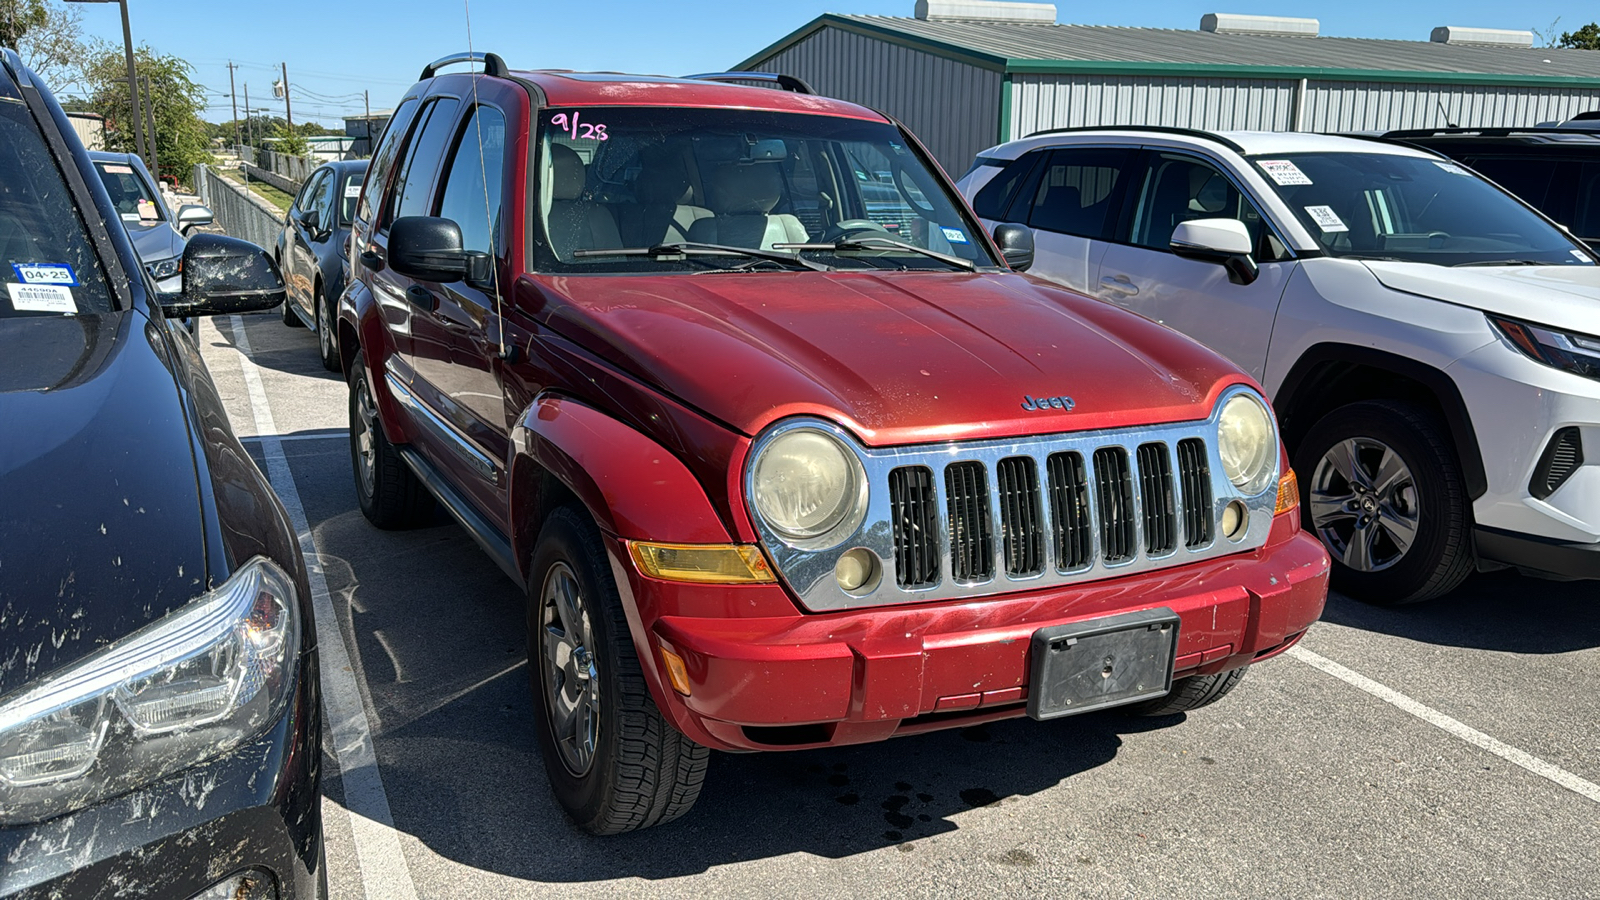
[1021,394,1075,412]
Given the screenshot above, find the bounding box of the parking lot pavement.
[199,312,1600,899]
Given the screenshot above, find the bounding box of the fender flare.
[1275,343,1487,499]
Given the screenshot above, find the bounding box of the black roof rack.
[1023,125,1247,154]
[684,72,814,94]
[420,52,508,81]
[1382,126,1600,140]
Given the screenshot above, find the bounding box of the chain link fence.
[193,164,285,252]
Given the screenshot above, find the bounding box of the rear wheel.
[1294,400,1472,604]
[348,356,433,528]
[528,507,708,834]
[316,288,339,372]
[1126,667,1248,716]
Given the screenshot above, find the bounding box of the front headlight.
[0,557,299,824]
[148,257,182,281]
[1490,315,1600,380]
[750,427,868,546]
[1218,393,1276,495]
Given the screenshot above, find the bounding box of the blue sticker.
[941,227,970,245]
[13,263,77,286]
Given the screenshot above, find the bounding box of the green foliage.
[82,43,212,186]
[1557,23,1600,49]
[0,0,48,50]
[272,123,310,157]
[6,0,82,91]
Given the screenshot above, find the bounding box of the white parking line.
[1288,645,1600,806]
[228,317,420,900]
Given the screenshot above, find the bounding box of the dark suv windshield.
[1250,151,1593,267]
[532,107,995,273]
[1,97,112,316]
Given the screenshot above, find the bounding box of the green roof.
[740,15,1600,87]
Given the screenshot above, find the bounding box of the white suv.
[958,127,1600,603]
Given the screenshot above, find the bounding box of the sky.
[62,0,1596,127]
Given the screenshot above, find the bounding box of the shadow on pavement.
[1318,569,1600,654]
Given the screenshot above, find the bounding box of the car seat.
[686,163,808,250]
[545,143,621,259]
[618,145,712,247]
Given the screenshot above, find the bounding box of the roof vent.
[1200,13,1319,37]
[914,1,1057,24]
[1430,26,1535,48]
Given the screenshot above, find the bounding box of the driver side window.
[1130,154,1288,261]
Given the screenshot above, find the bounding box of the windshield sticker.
[120,213,141,223]
[1433,161,1471,176]
[101,164,133,175]
[7,283,77,314]
[1258,160,1312,186]
[941,227,970,244]
[345,183,362,198]
[137,199,158,221]
[1304,205,1349,233]
[12,263,77,286]
[550,112,608,142]
[1573,249,1593,263]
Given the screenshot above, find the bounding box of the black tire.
[316,288,339,372]
[280,260,299,326]
[1127,667,1248,716]
[348,357,434,529]
[1294,400,1473,605]
[528,506,708,835]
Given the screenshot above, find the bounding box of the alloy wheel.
[1309,437,1420,573]
[354,379,378,498]
[318,295,334,361]
[540,561,600,776]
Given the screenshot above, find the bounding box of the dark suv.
[341,53,1327,835]
[1383,127,1600,248]
[0,50,323,899]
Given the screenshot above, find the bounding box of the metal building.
[736,2,1600,171]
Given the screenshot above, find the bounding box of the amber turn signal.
[628,541,776,584]
[660,647,692,696]
[1275,470,1300,515]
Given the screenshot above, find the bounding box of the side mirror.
[991,222,1035,272]
[163,233,287,318]
[176,204,214,235]
[388,216,492,286]
[1170,218,1259,285]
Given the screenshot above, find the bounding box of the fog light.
[834,548,880,594]
[1222,501,1249,541]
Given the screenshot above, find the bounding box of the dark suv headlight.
[1490,315,1600,381]
[0,557,300,824]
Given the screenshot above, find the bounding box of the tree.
[271,123,310,157]
[1557,23,1600,49]
[5,0,86,92]
[0,0,47,50]
[82,43,212,186]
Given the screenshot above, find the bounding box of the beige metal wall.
[1301,81,1600,131]
[745,27,1002,173]
[67,114,105,151]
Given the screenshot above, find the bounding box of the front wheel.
[528,507,708,834]
[316,289,339,372]
[1127,667,1248,716]
[1294,400,1473,604]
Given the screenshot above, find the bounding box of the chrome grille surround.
[744,385,1280,613]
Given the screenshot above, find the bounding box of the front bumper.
[625,520,1329,752]
[0,651,323,899]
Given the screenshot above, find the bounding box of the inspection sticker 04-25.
[13,263,77,286]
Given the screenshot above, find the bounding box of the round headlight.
[751,428,866,544]
[1217,394,1276,495]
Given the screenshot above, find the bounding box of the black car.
[275,159,366,371]
[0,50,324,898]
[1382,127,1600,248]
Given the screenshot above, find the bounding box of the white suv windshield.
[1250,152,1594,267]
[533,107,995,273]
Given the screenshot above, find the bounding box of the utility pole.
[140,74,159,179]
[243,82,252,171]
[363,89,371,156]
[280,61,292,130]
[227,62,241,152]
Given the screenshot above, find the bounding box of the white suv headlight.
[0,557,300,824]
[147,257,182,281]
[750,427,868,546]
[1218,393,1276,495]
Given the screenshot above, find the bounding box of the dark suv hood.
[522,271,1250,446]
[0,312,208,699]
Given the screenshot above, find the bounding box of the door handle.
[405,285,439,311]
[1099,275,1139,297]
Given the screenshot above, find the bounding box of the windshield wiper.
[775,236,977,271]
[571,241,831,272]
[1451,259,1560,267]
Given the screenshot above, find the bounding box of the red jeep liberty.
[339,53,1330,834]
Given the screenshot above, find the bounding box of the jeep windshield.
[532,106,997,273]
[1249,152,1595,267]
[0,96,113,317]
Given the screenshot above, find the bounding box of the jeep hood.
[522,271,1250,445]
[0,311,209,700]
[1363,261,1600,332]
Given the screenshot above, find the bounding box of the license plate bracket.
[1026,607,1181,720]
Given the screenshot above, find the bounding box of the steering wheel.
[821,219,893,243]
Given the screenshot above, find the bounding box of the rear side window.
[1,98,113,316]
[436,106,507,257]
[970,152,1041,220]
[1465,156,1559,213]
[357,97,419,226]
[1025,148,1135,241]
[388,97,461,228]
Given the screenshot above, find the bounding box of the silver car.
[89,151,213,297]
